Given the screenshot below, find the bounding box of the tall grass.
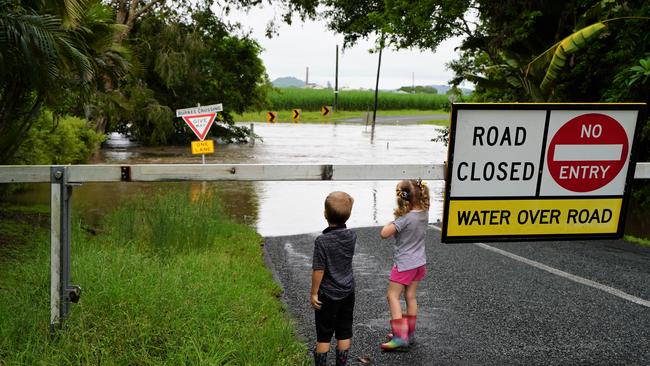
[0,192,309,365]
[269,88,449,111]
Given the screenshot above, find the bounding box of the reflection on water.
[10,123,446,236]
[9,123,647,238]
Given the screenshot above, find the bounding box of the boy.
[311,191,356,366]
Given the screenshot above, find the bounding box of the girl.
[380,179,429,351]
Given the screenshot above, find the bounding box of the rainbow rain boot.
[380,318,409,351]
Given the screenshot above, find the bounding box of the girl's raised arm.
[380,223,397,239]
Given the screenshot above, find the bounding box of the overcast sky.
[223,4,466,90]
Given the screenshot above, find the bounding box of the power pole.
[412,72,415,93]
[371,45,383,142]
[334,45,339,111]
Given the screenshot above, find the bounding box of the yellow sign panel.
[446,198,622,237]
[191,140,214,154]
[266,111,277,123]
[321,106,332,116]
[292,108,301,122]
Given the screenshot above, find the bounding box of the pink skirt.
[389,265,426,286]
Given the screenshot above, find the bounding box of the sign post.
[176,103,222,164]
[442,103,645,243]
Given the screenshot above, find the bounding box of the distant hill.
[428,84,473,95]
[272,77,304,88]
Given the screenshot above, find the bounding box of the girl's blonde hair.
[394,179,430,218]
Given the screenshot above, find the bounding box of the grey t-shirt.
[392,210,428,271]
[312,226,356,300]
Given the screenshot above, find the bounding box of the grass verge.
[624,235,650,247]
[234,109,449,125]
[0,192,309,365]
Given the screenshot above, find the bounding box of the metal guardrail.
[0,162,648,331]
[0,163,447,183]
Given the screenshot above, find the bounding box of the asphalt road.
[263,226,650,365]
[339,114,449,124]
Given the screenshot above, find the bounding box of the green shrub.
[10,111,104,165]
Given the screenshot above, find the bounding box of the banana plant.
[526,17,650,99]
[526,22,607,96]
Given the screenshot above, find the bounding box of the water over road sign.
[442,103,645,243]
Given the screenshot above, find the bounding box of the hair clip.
[416,179,425,190]
[396,189,409,200]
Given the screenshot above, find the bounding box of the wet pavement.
[264,225,650,365]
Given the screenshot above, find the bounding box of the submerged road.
[264,226,650,365]
[339,114,449,124]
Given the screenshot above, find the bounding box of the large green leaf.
[539,22,607,93]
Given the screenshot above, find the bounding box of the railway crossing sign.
[267,111,278,123]
[321,106,332,116]
[442,103,646,243]
[292,108,301,122]
[176,103,223,141]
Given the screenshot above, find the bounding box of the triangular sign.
[182,113,216,141]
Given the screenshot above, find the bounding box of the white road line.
[428,225,650,308]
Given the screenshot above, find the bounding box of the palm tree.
[0,0,128,162]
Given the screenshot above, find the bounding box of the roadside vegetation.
[0,192,310,365]
[267,88,452,111]
[234,109,449,125]
[624,235,650,247]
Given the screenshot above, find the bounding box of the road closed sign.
[442,103,645,243]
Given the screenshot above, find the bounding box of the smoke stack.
[306,66,309,85]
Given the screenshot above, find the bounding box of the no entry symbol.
[547,113,628,192]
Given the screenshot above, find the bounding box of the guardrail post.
[50,166,80,331]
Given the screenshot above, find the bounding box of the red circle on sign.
[547,113,628,192]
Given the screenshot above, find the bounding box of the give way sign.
[176,104,223,141]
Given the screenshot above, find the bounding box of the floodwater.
[8,122,648,238]
[9,123,448,236]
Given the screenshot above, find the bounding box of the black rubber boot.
[335,348,349,366]
[314,349,328,366]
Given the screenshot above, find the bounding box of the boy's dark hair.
[324,191,354,225]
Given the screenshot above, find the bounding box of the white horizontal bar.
[0,164,445,183]
[0,165,51,183]
[553,144,623,161]
[635,162,650,179]
[1,163,648,183]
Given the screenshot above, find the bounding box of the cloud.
[223,4,465,89]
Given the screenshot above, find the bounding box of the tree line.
[0,0,273,164]
[1,1,648,166]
